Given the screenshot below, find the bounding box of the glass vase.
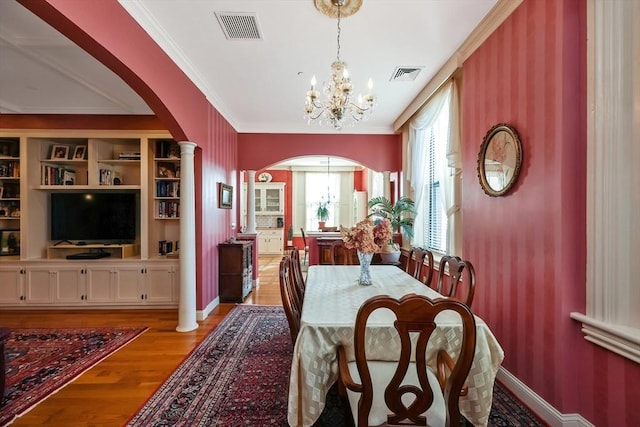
[357,250,374,286]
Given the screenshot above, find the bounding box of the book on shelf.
[118,151,141,160]
[0,161,19,177]
[41,165,75,186]
[158,240,179,256]
[156,181,180,198]
[158,201,180,218]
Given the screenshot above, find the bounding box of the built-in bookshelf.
[149,139,181,259]
[0,137,21,259]
[153,140,180,219]
[0,130,183,308]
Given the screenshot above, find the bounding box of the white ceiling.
[0,0,499,136]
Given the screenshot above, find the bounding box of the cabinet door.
[113,266,145,303]
[85,266,116,303]
[24,268,54,304]
[263,187,282,213]
[145,265,176,303]
[53,266,84,304]
[0,266,24,304]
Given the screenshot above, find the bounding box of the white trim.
[197,296,219,322]
[497,368,594,427]
[570,312,640,364]
[581,0,640,361]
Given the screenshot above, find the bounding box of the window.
[408,81,459,255]
[304,172,341,230]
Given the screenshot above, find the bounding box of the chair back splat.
[337,294,476,426]
[436,256,476,308]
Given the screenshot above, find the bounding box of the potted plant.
[367,196,416,263]
[316,201,330,229]
[287,224,294,246]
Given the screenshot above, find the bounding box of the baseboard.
[497,368,594,427]
[197,297,219,321]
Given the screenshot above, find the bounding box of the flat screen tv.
[50,192,138,243]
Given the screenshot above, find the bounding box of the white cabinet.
[258,229,284,255]
[0,261,178,307]
[145,264,178,304]
[0,265,25,303]
[253,183,285,215]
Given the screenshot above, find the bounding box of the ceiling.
[0,0,499,137]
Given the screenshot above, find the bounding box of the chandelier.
[304,0,375,130]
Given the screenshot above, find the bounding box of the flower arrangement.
[340,218,392,254]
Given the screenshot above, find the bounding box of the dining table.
[287,264,504,427]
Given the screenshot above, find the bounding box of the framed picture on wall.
[218,183,233,209]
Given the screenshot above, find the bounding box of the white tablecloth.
[287,265,504,427]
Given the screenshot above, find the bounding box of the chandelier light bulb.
[368,78,373,91]
[310,75,317,89]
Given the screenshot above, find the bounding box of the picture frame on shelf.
[218,183,233,209]
[73,145,86,160]
[50,144,70,160]
[0,229,20,256]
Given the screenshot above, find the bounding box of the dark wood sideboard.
[218,240,253,303]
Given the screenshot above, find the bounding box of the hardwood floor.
[0,254,286,426]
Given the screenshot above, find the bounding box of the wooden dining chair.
[278,255,302,346]
[419,249,435,288]
[406,248,434,287]
[289,247,305,305]
[336,293,476,427]
[300,228,309,265]
[436,255,476,308]
[330,240,358,265]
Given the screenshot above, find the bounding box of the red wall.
[238,133,401,172]
[462,1,639,426]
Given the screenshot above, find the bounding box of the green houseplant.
[316,201,330,229]
[367,196,416,262]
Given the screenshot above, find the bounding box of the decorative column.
[176,141,198,332]
[382,171,391,200]
[246,170,257,233]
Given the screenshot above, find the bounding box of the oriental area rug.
[1,327,147,426]
[128,305,544,426]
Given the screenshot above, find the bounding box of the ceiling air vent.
[390,67,424,82]
[215,12,262,40]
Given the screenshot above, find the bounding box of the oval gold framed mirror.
[477,123,522,197]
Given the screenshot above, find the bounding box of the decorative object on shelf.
[0,229,20,255]
[258,172,272,182]
[367,196,416,262]
[340,218,392,286]
[477,123,523,197]
[218,183,233,209]
[304,0,375,130]
[73,145,86,160]
[157,162,176,178]
[50,144,70,160]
